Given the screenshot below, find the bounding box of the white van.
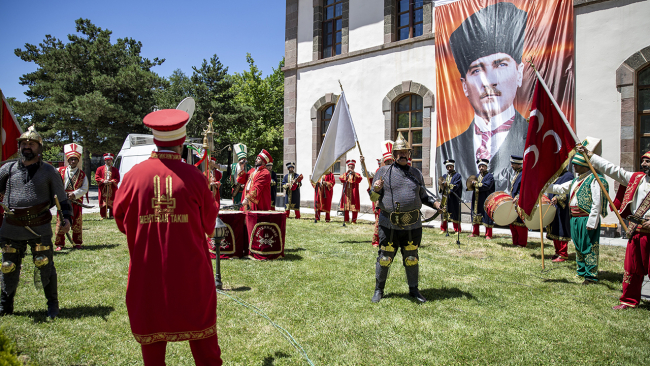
[113,134,157,187]
[114,134,215,187]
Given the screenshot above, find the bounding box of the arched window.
[638,66,650,157]
[397,0,424,40]
[320,104,341,173]
[395,94,423,171]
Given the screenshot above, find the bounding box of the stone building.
[283,0,650,223]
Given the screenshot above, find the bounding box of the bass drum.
[484,191,519,226]
[245,211,286,260]
[518,195,556,230]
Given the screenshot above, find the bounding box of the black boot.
[409,287,426,303]
[0,290,15,316]
[44,267,59,319]
[371,281,385,303]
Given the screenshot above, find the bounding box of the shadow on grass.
[52,244,120,255]
[80,244,121,251]
[226,286,251,292]
[283,253,303,261]
[338,240,369,244]
[596,271,625,290]
[285,248,306,253]
[261,351,291,366]
[14,305,115,323]
[384,286,475,303]
[530,253,565,261]
[541,278,576,285]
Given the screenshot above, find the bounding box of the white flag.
[311,92,358,184]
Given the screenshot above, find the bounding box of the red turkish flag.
[1,90,23,160]
[519,79,577,218]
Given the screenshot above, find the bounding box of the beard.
[21,148,37,161]
[642,165,650,175]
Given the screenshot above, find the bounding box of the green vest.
[573,173,608,217]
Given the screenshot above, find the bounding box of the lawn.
[2,213,650,365]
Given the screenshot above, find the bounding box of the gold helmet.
[393,132,411,151]
[17,125,43,145]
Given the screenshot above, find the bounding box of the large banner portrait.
[434,0,574,200]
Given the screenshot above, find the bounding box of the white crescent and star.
[524,145,539,168]
[543,130,562,153]
[531,109,545,134]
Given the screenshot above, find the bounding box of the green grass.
[2,213,650,365]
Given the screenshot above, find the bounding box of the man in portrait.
[436,2,529,195]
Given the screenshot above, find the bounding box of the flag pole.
[538,196,545,270]
[338,80,373,187]
[530,65,629,234]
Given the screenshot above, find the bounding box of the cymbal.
[466,175,477,191]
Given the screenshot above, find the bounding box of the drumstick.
[542,204,553,222]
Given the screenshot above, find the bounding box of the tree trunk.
[83,147,92,186]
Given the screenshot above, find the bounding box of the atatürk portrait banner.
[434,0,574,196]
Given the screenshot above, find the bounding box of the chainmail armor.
[373,164,432,230]
[0,161,72,240]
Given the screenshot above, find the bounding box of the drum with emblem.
[218,211,247,259]
[245,211,286,260]
[517,195,556,230]
[484,191,519,226]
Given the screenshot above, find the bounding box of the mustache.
[479,87,502,99]
[398,157,408,160]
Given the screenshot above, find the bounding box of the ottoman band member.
[546,167,574,262]
[96,153,120,219]
[283,162,303,219]
[469,158,495,239]
[509,155,528,247]
[238,150,273,211]
[313,169,335,222]
[546,154,608,284]
[439,159,462,234]
[114,109,222,365]
[577,145,650,309]
[55,143,89,250]
[230,143,251,205]
[0,126,72,319]
[371,132,441,303]
[339,160,363,224]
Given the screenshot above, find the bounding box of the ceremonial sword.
[53,195,74,245]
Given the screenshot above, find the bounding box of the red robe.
[339,171,363,212]
[313,173,335,211]
[209,169,223,212]
[113,151,219,345]
[237,165,272,211]
[96,165,120,209]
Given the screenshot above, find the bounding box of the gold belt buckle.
[2,245,17,254]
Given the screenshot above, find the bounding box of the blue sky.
[0,0,285,102]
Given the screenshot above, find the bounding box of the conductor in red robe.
[339,159,363,223]
[237,149,273,211]
[313,169,335,222]
[96,153,120,219]
[113,109,222,365]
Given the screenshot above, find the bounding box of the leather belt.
[4,201,52,226]
[381,209,420,227]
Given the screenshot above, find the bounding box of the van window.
[114,156,122,170]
